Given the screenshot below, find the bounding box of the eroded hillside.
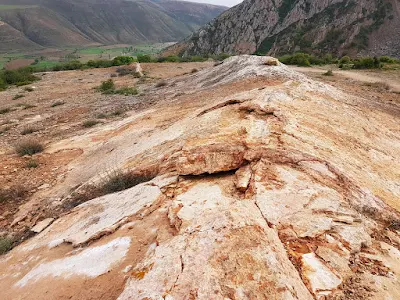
[0,56,400,299]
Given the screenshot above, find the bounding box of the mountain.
[0,0,227,53]
[169,0,400,58]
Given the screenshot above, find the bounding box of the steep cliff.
[171,0,400,58]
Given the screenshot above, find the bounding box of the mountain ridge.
[0,0,227,53]
[169,0,400,58]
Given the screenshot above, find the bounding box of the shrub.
[323,70,334,76]
[82,120,100,128]
[137,54,153,63]
[86,60,113,69]
[96,79,115,94]
[25,160,39,168]
[279,53,311,66]
[52,60,83,71]
[0,69,39,87]
[0,237,13,255]
[0,78,6,91]
[114,87,138,96]
[21,126,38,135]
[379,56,397,64]
[15,140,44,156]
[191,68,199,73]
[100,170,153,194]
[0,107,11,114]
[339,56,351,64]
[353,57,381,69]
[112,56,136,66]
[12,94,25,100]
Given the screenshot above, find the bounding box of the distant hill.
[169,0,400,58]
[0,0,227,53]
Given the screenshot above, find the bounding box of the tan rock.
[234,165,252,192]
[31,218,54,234]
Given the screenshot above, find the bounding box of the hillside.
[0,0,227,53]
[0,56,400,299]
[170,0,400,58]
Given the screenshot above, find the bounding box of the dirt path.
[291,66,400,92]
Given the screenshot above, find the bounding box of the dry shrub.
[15,139,44,156]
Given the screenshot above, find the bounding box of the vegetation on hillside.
[277,52,400,69]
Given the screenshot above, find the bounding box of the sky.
[184,0,242,7]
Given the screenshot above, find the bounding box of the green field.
[0,43,172,70]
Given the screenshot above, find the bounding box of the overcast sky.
[184,0,242,7]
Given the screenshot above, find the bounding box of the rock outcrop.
[0,56,400,299]
[168,0,400,58]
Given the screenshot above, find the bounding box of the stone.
[31,218,55,234]
[234,165,252,192]
[301,253,342,298]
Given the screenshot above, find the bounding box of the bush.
[52,60,83,71]
[82,120,100,128]
[339,56,351,64]
[0,237,13,255]
[379,56,397,64]
[21,126,38,135]
[0,107,11,114]
[191,68,199,73]
[96,79,115,94]
[323,70,334,76]
[353,57,381,69]
[25,160,39,168]
[114,87,138,96]
[12,94,25,100]
[137,54,153,63]
[0,68,39,88]
[15,140,44,156]
[100,170,153,194]
[86,60,113,69]
[0,78,6,91]
[279,53,311,66]
[112,56,136,66]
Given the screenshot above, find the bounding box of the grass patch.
[82,120,101,128]
[114,87,138,96]
[15,140,44,156]
[64,170,155,210]
[12,94,25,100]
[25,160,39,169]
[20,126,38,135]
[0,107,11,114]
[0,237,13,255]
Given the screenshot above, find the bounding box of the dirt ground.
[0,60,399,245]
[0,61,213,238]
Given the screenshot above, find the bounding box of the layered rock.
[0,56,399,299]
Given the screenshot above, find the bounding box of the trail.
[292,66,400,92]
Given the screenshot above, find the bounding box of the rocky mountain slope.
[0,56,399,299]
[170,0,400,58]
[0,0,226,53]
